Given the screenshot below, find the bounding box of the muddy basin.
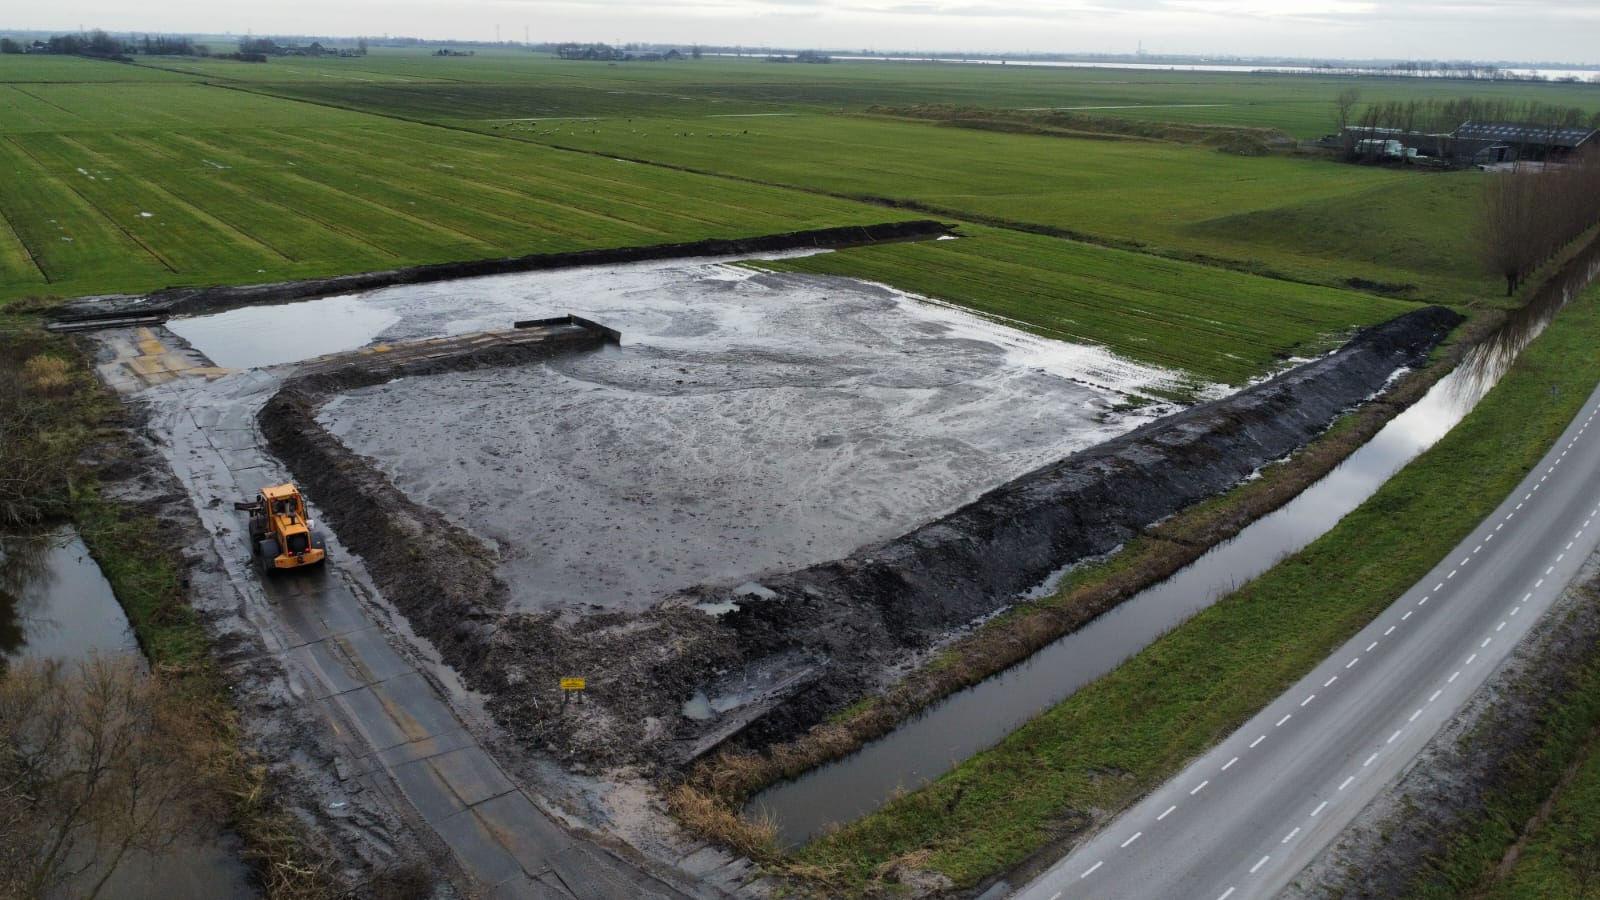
[264,263,1211,613]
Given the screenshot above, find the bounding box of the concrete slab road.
[122,336,691,898]
[1016,380,1600,900]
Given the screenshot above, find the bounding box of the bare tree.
[1333,87,1361,136]
[1478,166,1542,295]
[1479,147,1600,296]
[0,655,221,899]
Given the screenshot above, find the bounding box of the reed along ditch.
[749,247,1600,848]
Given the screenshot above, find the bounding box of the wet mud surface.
[318,271,1178,614]
[256,273,1458,772]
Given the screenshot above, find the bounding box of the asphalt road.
[1017,380,1600,900]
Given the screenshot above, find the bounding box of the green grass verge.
[1480,698,1600,900]
[761,225,1414,386]
[794,275,1600,891]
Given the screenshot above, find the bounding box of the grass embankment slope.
[791,275,1600,891]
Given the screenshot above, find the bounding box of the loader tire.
[257,539,277,575]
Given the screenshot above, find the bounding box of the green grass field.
[0,76,911,300]
[0,51,1460,388]
[486,110,1491,303]
[213,53,1600,308]
[162,49,1600,136]
[762,225,1411,386]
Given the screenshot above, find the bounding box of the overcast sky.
[11,0,1600,64]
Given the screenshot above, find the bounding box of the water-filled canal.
[750,246,1600,846]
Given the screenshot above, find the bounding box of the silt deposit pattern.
[209,260,1201,613]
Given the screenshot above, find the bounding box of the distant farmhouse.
[1338,120,1597,166]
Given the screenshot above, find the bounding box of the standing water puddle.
[750,248,1600,847]
[166,295,400,369]
[1,527,138,662]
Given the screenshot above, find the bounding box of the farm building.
[1337,120,1597,165]
[1450,121,1597,164]
[1339,125,1450,157]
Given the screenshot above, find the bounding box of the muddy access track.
[258,303,1460,774]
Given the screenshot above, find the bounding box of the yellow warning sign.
[560,677,586,691]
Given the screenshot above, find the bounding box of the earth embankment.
[52,220,953,325]
[258,305,1461,771]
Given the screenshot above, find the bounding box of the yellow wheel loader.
[235,483,327,574]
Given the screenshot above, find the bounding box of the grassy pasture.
[0,53,197,83]
[763,225,1412,385]
[491,111,1489,302]
[229,52,1600,135]
[0,79,914,300]
[0,56,1438,392]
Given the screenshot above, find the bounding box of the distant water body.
[724,54,1599,82]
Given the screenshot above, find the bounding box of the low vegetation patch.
[1480,687,1600,899]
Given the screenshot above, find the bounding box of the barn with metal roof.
[1452,120,1597,164]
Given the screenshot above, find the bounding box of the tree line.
[1479,149,1600,295]
[0,30,129,59]
[0,30,368,60]
[1338,93,1600,136]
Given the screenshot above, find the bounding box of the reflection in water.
[0,531,258,898]
[1454,249,1600,402]
[167,295,402,369]
[0,529,139,664]
[0,532,55,656]
[751,242,1600,846]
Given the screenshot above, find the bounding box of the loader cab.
[243,482,327,574]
